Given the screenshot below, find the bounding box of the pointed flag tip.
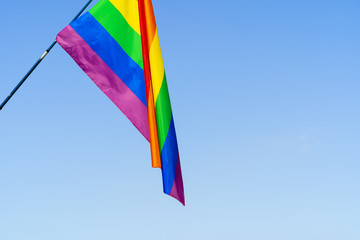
[167,157,185,205]
[169,192,185,206]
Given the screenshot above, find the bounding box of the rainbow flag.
[57,0,184,205]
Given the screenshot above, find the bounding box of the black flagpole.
[0,0,93,111]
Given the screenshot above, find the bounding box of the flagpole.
[0,0,93,111]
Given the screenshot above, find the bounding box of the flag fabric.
[56,0,184,205]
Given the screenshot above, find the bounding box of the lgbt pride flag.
[56,0,184,205]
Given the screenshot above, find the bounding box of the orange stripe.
[147,86,161,168]
[138,0,161,168]
[143,0,157,47]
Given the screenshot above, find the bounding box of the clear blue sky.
[1,0,359,239]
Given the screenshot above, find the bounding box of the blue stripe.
[70,13,147,106]
[160,115,179,194]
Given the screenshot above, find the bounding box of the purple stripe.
[169,156,185,205]
[57,26,149,141]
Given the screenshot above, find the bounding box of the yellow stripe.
[109,0,141,35]
[149,29,165,100]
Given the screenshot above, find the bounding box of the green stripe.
[89,0,143,69]
[155,73,172,150]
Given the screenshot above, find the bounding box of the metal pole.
[0,0,93,111]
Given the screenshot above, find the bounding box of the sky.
[0,0,359,239]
